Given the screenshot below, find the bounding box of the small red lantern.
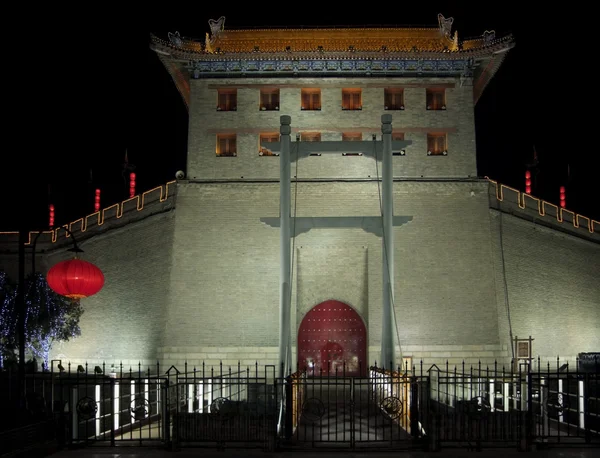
[49,204,55,228]
[94,188,101,212]
[129,172,136,198]
[559,185,566,208]
[47,258,105,300]
[525,170,531,194]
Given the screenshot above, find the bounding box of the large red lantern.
[47,257,105,300]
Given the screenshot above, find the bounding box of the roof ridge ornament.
[437,13,454,37]
[205,16,226,53]
[482,30,496,45]
[168,31,183,47]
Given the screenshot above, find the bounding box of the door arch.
[298,300,367,376]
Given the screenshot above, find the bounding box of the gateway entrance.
[297,300,367,376]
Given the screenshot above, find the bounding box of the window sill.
[217,108,237,112]
[384,106,405,110]
[301,108,321,111]
[342,107,362,111]
[216,153,237,157]
[427,151,448,156]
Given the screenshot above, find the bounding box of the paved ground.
[48,445,599,458]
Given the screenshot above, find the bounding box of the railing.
[2,358,598,452]
[170,363,277,449]
[370,366,412,432]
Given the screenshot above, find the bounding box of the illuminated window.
[427,133,447,155]
[301,132,321,142]
[259,132,280,156]
[216,134,237,156]
[301,132,321,155]
[342,132,363,156]
[301,89,321,110]
[426,88,446,110]
[392,132,405,156]
[342,132,362,141]
[342,88,362,110]
[260,88,280,111]
[217,88,237,111]
[384,88,404,110]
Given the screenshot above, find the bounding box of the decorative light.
[46,228,104,300]
[560,185,566,208]
[525,170,531,194]
[94,189,101,212]
[49,204,55,229]
[47,258,104,300]
[129,173,136,198]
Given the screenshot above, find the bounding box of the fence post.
[110,378,115,446]
[410,376,419,439]
[163,379,170,447]
[285,376,293,441]
[584,373,590,443]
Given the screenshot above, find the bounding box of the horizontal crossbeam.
[260,140,412,161]
[260,216,412,237]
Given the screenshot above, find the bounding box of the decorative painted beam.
[188,58,474,78]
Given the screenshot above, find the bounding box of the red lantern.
[94,188,101,212]
[47,258,105,300]
[49,204,55,229]
[129,172,136,198]
[525,170,531,194]
[559,185,566,208]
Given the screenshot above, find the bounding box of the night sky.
[3,5,597,232]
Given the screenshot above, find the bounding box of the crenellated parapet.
[0,181,177,254]
[488,179,600,242]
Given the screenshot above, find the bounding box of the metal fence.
[1,357,598,453]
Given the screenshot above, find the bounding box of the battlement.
[488,179,599,243]
[0,181,177,254]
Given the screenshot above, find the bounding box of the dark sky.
[3,4,597,231]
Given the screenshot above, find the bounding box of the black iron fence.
[0,358,598,454]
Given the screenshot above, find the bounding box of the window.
[392,132,405,156]
[259,133,280,156]
[216,134,237,156]
[427,133,447,155]
[300,132,321,155]
[260,88,280,111]
[342,132,362,141]
[342,132,363,156]
[342,88,362,110]
[217,88,237,111]
[301,132,321,142]
[301,89,321,110]
[426,88,446,110]
[384,88,404,110]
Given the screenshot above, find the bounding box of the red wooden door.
[298,300,367,376]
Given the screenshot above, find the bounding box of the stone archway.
[298,300,367,376]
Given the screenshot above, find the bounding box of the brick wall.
[159,179,500,368]
[48,211,176,368]
[1,177,595,372]
[490,211,600,367]
[187,77,477,180]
